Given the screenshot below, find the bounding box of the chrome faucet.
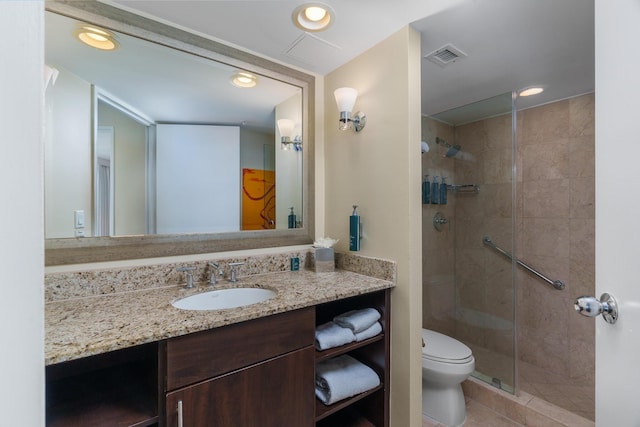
[208,262,223,286]
[176,266,197,289]
[228,262,245,283]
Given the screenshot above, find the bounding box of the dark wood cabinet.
[45,290,390,427]
[166,347,314,427]
[164,307,315,427]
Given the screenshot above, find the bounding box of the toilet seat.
[422,329,473,364]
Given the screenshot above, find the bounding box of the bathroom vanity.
[45,264,392,427]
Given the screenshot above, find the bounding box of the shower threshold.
[471,370,514,394]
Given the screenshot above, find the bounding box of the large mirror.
[44,1,314,265]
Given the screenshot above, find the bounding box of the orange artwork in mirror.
[242,168,276,230]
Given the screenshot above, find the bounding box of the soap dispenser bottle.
[440,177,448,205]
[349,205,361,251]
[422,174,431,204]
[288,207,296,229]
[431,176,440,204]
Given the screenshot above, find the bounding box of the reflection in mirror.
[45,11,303,239]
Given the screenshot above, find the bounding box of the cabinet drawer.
[166,307,314,390]
[166,346,315,427]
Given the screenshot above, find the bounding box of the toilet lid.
[422,329,472,362]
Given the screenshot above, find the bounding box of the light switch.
[74,210,85,228]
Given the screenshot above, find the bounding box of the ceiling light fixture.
[519,86,544,97]
[292,3,335,32]
[75,26,119,51]
[230,71,258,88]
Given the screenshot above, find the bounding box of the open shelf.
[316,334,384,362]
[47,361,158,427]
[315,384,383,422]
[314,289,390,427]
[316,406,376,427]
[46,343,159,427]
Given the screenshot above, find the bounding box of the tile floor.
[422,377,595,427]
[422,398,523,427]
[468,344,595,421]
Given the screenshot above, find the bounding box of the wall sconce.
[334,87,366,132]
[277,119,303,151]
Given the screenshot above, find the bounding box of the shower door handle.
[574,293,618,324]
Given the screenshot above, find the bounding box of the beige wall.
[276,92,303,228]
[98,102,147,235]
[324,26,423,426]
[45,67,92,238]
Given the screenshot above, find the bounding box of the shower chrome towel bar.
[482,236,565,290]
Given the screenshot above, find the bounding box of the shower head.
[435,137,461,158]
[445,145,461,157]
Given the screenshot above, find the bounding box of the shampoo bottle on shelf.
[440,177,448,205]
[349,205,361,251]
[422,174,430,204]
[431,176,440,204]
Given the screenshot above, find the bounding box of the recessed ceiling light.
[75,26,118,51]
[230,72,258,88]
[519,87,544,97]
[292,3,335,32]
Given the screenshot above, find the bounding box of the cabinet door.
[166,346,314,427]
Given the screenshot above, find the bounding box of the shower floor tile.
[422,400,524,427]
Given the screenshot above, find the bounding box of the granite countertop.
[45,269,394,365]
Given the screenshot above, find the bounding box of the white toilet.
[421,328,475,427]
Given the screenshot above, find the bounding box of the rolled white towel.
[334,308,381,333]
[354,321,382,342]
[315,355,380,405]
[315,321,355,351]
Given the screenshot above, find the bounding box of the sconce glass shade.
[334,87,365,132]
[334,87,358,113]
[277,119,295,139]
[277,119,295,150]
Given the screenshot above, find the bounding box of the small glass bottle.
[440,177,448,205]
[288,207,296,229]
[422,174,430,204]
[431,176,440,204]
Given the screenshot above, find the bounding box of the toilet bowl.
[421,328,475,427]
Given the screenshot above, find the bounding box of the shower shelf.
[446,184,479,194]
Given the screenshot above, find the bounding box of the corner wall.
[0,1,45,424]
[323,26,423,426]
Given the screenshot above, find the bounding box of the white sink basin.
[172,287,276,311]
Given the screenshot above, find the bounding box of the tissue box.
[315,248,335,273]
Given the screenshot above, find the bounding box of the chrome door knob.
[574,293,618,324]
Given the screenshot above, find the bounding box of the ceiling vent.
[424,44,467,67]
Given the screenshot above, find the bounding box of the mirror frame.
[45,0,315,266]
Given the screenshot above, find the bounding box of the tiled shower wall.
[517,93,595,420]
[421,93,595,419]
[421,118,456,336]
